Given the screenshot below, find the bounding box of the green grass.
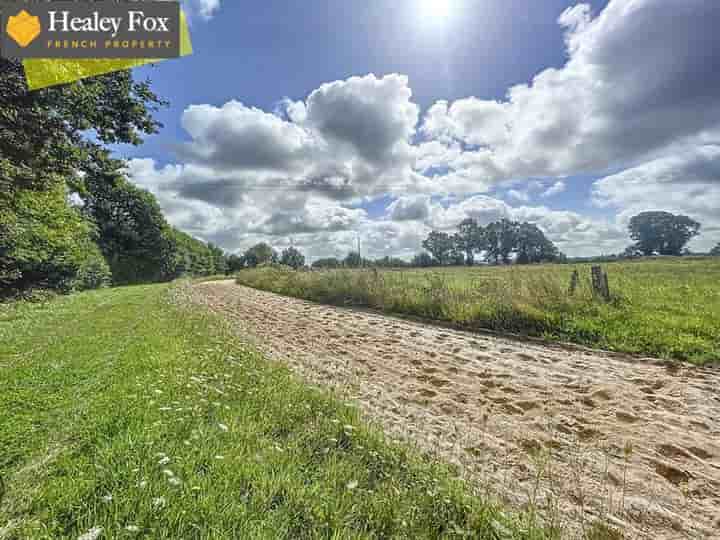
[0,283,551,539]
[235,258,720,364]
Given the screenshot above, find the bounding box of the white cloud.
[542,181,566,198]
[592,146,720,251]
[418,0,720,180]
[126,0,720,259]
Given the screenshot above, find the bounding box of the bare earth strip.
[190,281,720,540]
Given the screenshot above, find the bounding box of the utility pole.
[356,233,362,268]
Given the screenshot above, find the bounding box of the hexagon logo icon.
[6,10,41,48]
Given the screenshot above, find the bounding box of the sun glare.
[420,0,453,21]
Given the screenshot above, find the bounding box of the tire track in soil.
[190,281,720,539]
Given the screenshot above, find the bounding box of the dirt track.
[190,281,720,539]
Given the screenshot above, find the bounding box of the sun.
[419,0,453,21]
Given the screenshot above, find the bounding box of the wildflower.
[152,496,166,509]
[168,477,182,486]
[346,480,359,490]
[218,423,229,432]
[125,525,140,532]
[137,480,147,489]
[157,456,171,466]
[101,494,113,503]
[78,526,103,540]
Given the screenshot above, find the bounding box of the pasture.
[235,258,720,364]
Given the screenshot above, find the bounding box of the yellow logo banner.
[19,9,192,90]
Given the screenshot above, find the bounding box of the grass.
[234,258,720,364]
[0,283,552,539]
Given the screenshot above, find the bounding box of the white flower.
[78,526,103,540]
[157,456,171,466]
[215,455,224,460]
[152,497,166,509]
[346,480,359,490]
[218,423,229,432]
[125,525,140,532]
[101,494,113,503]
[168,477,182,486]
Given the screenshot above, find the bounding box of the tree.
[711,243,720,256]
[515,222,560,264]
[454,218,484,265]
[280,246,306,269]
[422,231,454,265]
[1,58,166,294]
[411,252,435,267]
[227,254,245,273]
[344,251,363,268]
[312,257,341,269]
[484,219,518,264]
[628,211,701,256]
[244,243,278,267]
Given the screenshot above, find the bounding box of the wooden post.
[569,270,579,295]
[591,265,610,301]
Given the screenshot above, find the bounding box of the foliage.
[279,246,306,269]
[422,218,562,266]
[226,253,245,273]
[412,252,436,267]
[237,258,720,364]
[422,230,454,265]
[0,284,549,539]
[0,58,164,196]
[372,256,409,268]
[243,243,278,268]
[455,218,484,265]
[312,257,342,269]
[0,183,111,296]
[343,251,363,268]
[628,211,701,256]
[0,58,174,295]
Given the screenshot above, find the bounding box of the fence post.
[569,270,579,295]
[591,265,610,301]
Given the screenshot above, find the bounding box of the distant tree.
[344,251,363,268]
[411,252,435,268]
[710,243,720,256]
[244,243,278,267]
[312,257,341,269]
[515,222,560,264]
[628,211,701,256]
[448,237,466,266]
[422,231,454,265]
[484,219,518,264]
[373,256,408,268]
[280,246,306,269]
[226,254,245,273]
[454,218,484,265]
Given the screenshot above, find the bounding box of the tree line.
[420,218,562,266]
[1,59,226,298]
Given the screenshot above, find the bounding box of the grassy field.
[235,258,720,364]
[0,283,551,539]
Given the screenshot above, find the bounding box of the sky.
[121,0,720,260]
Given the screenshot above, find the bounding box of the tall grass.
[235,258,720,364]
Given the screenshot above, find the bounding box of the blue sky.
[124,0,720,259]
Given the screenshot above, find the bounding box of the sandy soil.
[190,280,720,539]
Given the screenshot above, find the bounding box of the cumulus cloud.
[592,146,720,250]
[126,0,720,259]
[418,0,720,179]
